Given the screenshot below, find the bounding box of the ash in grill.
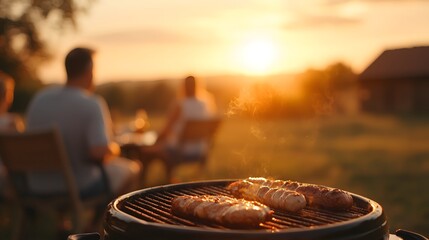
[116,181,370,231]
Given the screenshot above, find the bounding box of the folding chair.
[163,118,222,181]
[0,128,110,240]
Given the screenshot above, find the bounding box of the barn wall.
[360,78,428,114]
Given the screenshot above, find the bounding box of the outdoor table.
[115,130,160,184]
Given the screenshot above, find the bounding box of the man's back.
[26,86,111,194]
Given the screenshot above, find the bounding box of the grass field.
[1,114,428,238]
[146,114,429,236]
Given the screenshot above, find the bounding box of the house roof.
[360,46,429,81]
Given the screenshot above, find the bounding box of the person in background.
[0,71,24,200]
[155,75,218,181]
[0,71,24,132]
[26,47,142,201]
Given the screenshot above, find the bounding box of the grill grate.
[117,182,371,231]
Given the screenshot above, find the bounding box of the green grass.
[1,114,428,238]
[150,115,429,235]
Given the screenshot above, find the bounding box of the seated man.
[26,47,141,199]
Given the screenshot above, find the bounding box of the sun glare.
[238,38,278,75]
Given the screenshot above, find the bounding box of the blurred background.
[1,0,428,238]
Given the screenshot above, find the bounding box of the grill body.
[103,180,389,240]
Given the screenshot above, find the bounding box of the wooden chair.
[163,118,222,181]
[0,128,111,240]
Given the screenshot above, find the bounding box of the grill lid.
[104,180,389,240]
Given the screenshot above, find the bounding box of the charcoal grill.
[69,180,428,240]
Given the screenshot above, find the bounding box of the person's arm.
[156,103,181,144]
[12,114,25,132]
[0,114,24,133]
[90,142,120,163]
[87,97,119,163]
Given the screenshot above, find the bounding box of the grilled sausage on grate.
[227,179,307,212]
[246,177,354,210]
[171,195,273,228]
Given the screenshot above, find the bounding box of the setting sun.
[238,38,279,75]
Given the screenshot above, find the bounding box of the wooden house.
[359,46,429,114]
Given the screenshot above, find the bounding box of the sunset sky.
[39,0,429,84]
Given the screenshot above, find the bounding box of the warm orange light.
[238,38,278,75]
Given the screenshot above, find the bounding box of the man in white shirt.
[26,47,141,198]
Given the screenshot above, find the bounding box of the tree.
[299,62,358,115]
[325,62,357,90]
[0,0,94,111]
[0,0,94,84]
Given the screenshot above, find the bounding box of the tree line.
[95,62,359,120]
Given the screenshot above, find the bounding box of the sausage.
[246,177,354,210]
[171,195,273,228]
[227,179,307,212]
